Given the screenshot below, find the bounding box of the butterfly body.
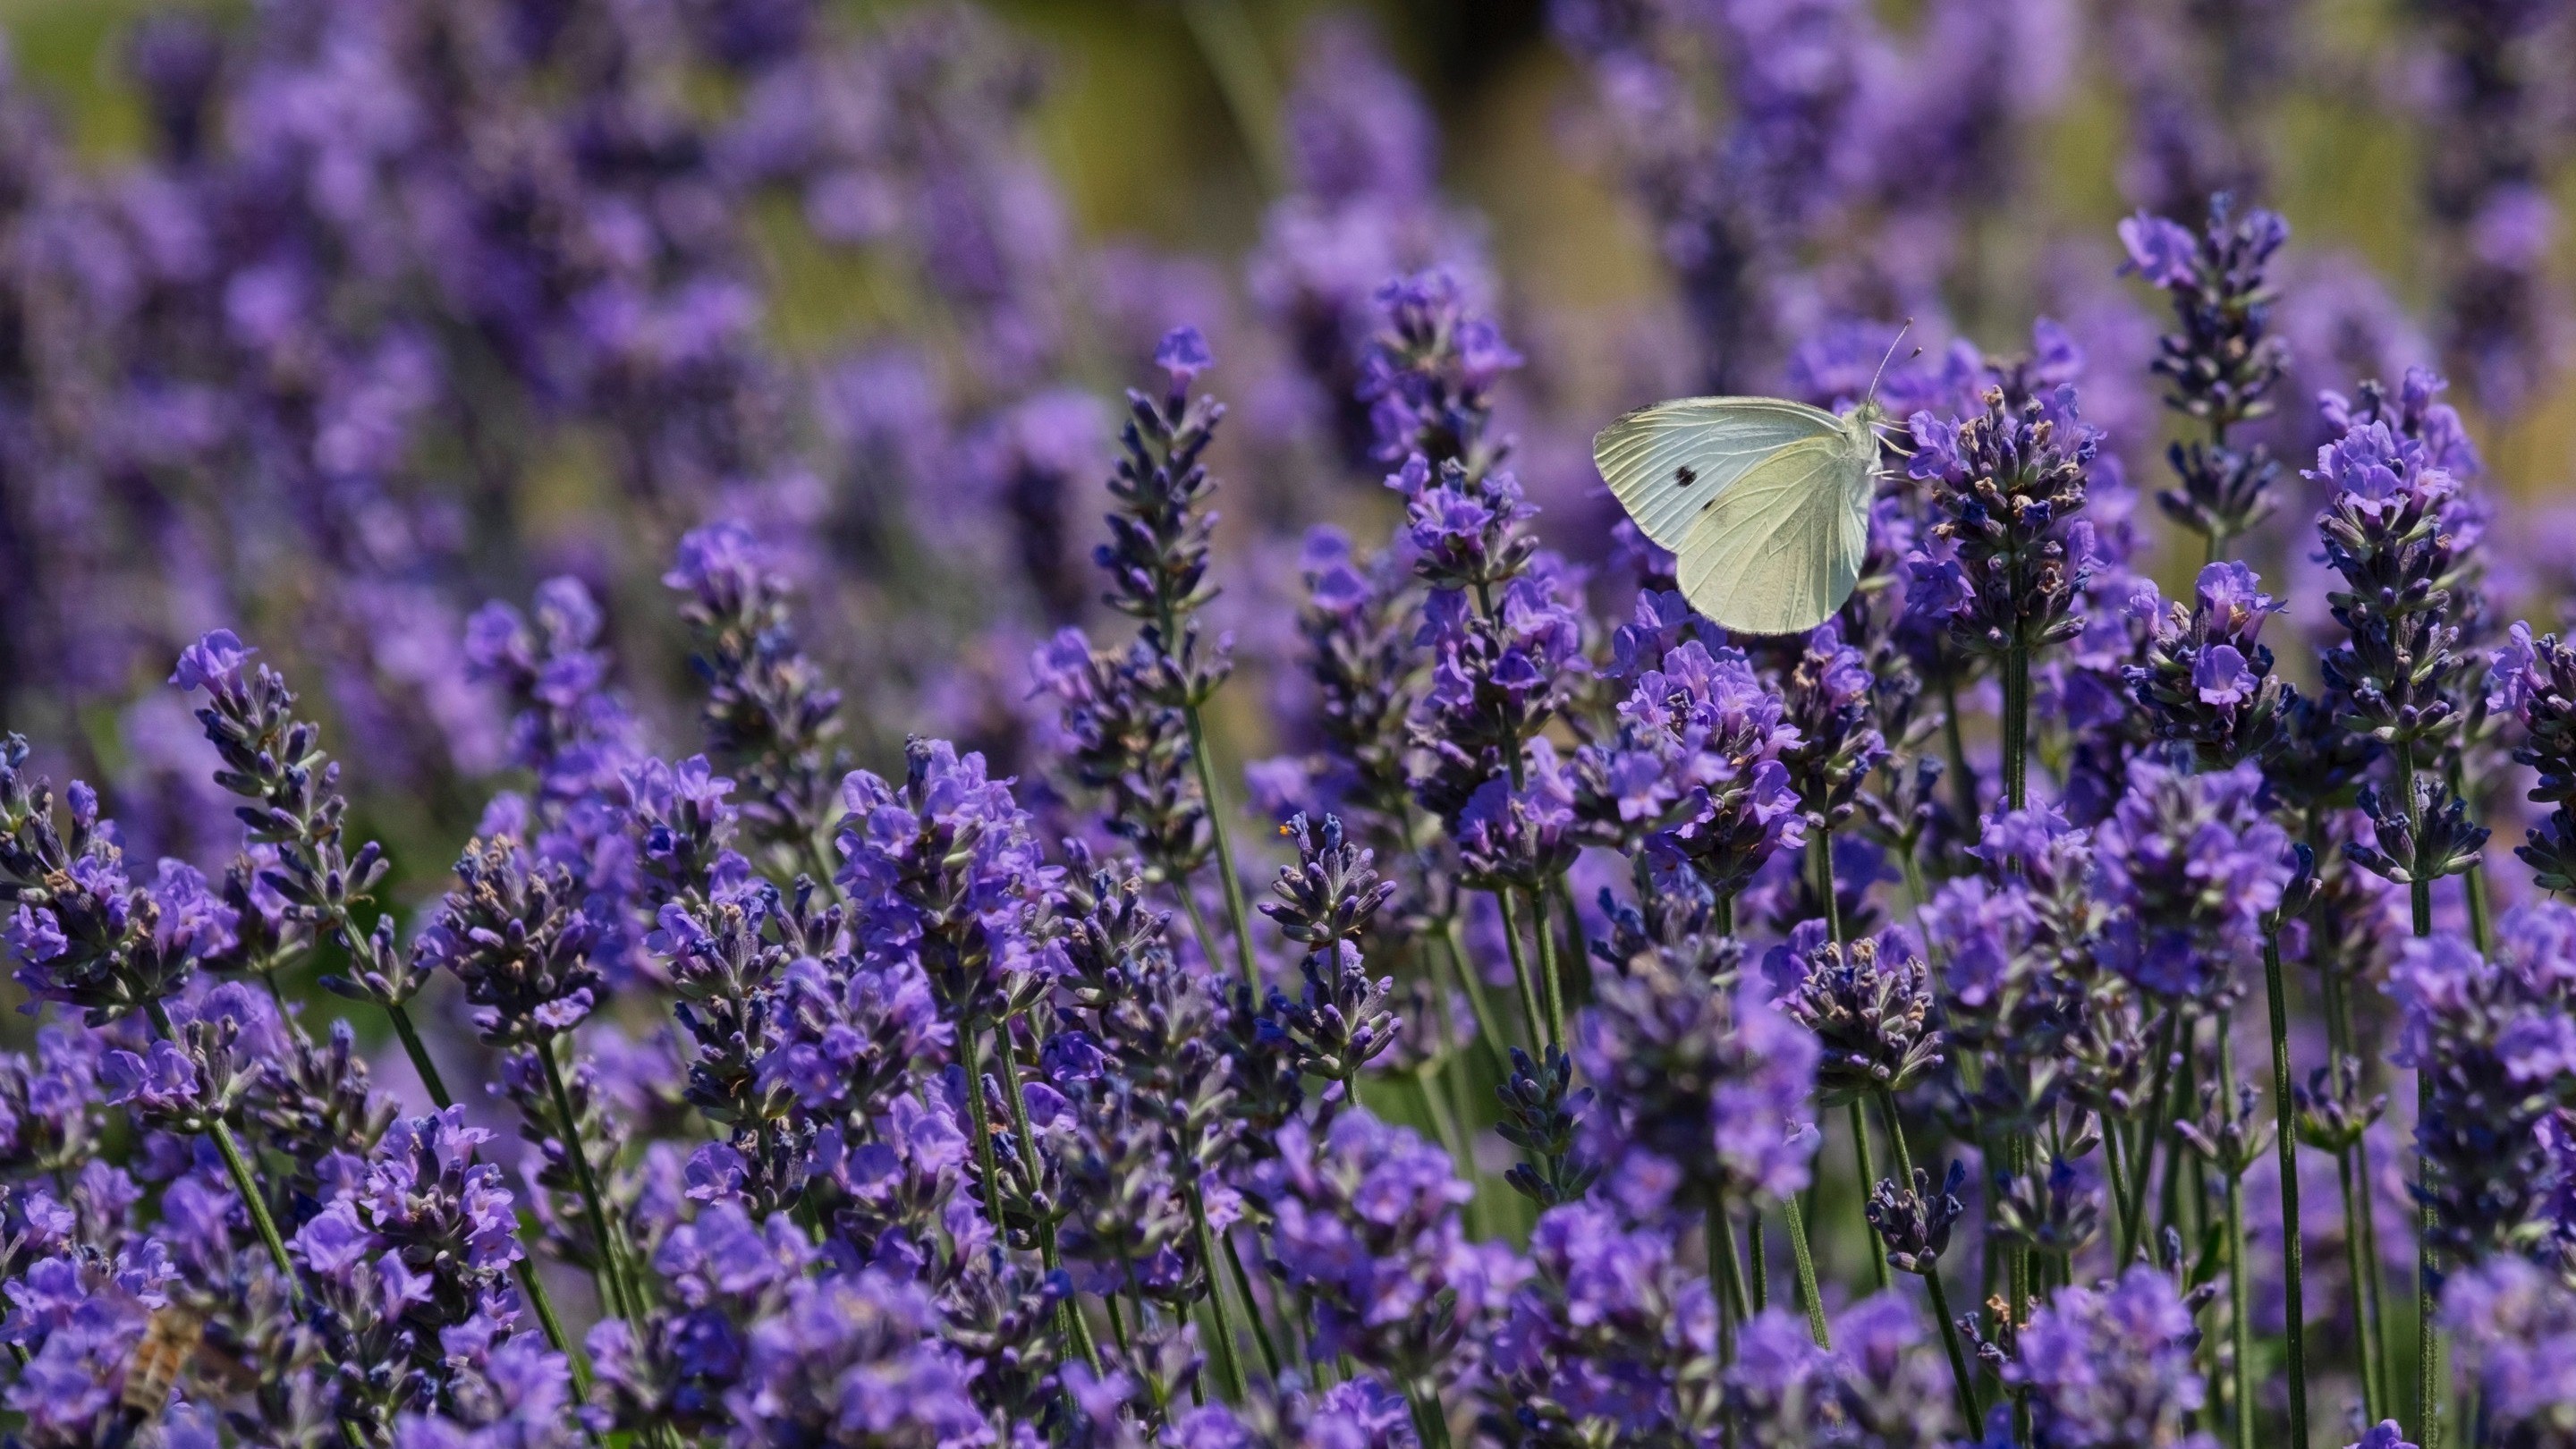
[1592,395,1884,636]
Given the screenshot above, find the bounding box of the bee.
[122,1302,203,1415]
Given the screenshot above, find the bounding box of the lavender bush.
[0,3,2573,1449]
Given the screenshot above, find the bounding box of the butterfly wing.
[1591,397,1849,552]
[1673,428,1876,636]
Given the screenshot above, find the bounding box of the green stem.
[1527,886,1569,1052]
[1437,918,1513,1083]
[1553,877,1593,1009]
[2009,1131,2032,1350]
[1105,1292,1132,1358]
[1178,0,1285,192]
[1183,705,1264,1001]
[2128,1010,2181,1255]
[386,1003,449,1107]
[2003,644,2029,811]
[1780,1190,1830,1348]
[1710,1197,1750,1360]
[2325,968,2389,1423]
[1224,1234,1284,1384]
[1412,1067,1476,1193]
[2466,861,2493,955]
[1878,1087,1979,1427]
[2104,1118,2133,1253]
[1177,889,1231,993]
[1187,1183,1250,1402]
[1940,673,1980,836]
[1922,1261,1982,1430]
[1493,889,1550,1052]
[2222,1019,2254,1449]
[1404,1377,1455,1449]
[1852,1101,1891,1292]
[2331,965,2399,1425]
[2260,930,2309,1449]
[1748,1210,1768,1312]
[538,1036,634,1322]
[994,1019,1103,1375]
[1809,829,1844,945]
[2397,742,2442,1449]
[2339,1134,2384,1422]
[956,1013,1011,1238]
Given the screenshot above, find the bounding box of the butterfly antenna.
[1865,319,1917,409]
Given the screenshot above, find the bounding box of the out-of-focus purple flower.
[1489,1200,1712,1438]
[2385,902,2576,1256]
[2441,1255,2576,1445]
[2116,214,2199,289]
[2092,760,2292,1004]
[1725,1293,1956,1446]
[1360,270,1521,475]
[2490,622,2576,892]
[1252,1108,1526,1388]
[666,524,849,874]
[2007,1265,2216,1449]
[2124,198,2292,558]
[725,1269,989,1449]
[1577,936,1819,1208]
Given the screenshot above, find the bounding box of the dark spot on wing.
[1674,465,1697,486]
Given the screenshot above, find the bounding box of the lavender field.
[0,1,2572,1446]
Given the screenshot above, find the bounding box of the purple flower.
[1777,619,1888,834]
[1578,941,1820,1208]
[167,629,256,695]
[1154,325,1213,389]
[2093,760,2292,1003]
[2489,622,2576,892]
[1726,1293,1956,1445]
[834,737,1046,1027]
[1253,1108,1525,1386]
[1361,270,1521,470]
[2190,644,2251,705]
[726,1270,989,1449]
[2441,1256,2576,1443]
[415,835,602,1046]
[2116,213,2199,289]
[2009,1266,2215,1449]
[2385,902,2576,1255]
[98,1040,199,1118]
[1907,385,2097,657]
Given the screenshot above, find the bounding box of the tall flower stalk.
[2315,368,2492,1449]
[1910,385,2098,814]
[174,632,587,1368]
[0,733,299,1293]
[2119,198,2292,566]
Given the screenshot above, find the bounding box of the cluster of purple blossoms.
[2120,198,2293,558]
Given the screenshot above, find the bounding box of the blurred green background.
[10,0,2566,496]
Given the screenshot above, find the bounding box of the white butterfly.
[1591,394,1888,637]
